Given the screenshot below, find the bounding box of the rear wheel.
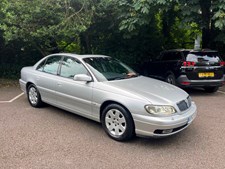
[166,73,176,85]
[27,84,43,107]
[101,104,135,141]
[204,86,219,93]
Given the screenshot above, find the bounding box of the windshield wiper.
[108,76,126,81]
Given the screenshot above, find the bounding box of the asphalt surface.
[0,85,225,169]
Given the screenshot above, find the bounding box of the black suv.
[142,49,225,92]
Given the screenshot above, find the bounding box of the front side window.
[83,57,137,81]
[60,57,88,78]
[42,56,62,75]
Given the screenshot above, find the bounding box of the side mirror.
[73,74,92,82]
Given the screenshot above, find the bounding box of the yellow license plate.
[198,72,214,78]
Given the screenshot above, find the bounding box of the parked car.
[142,49,225,92]
[19,53,197,141]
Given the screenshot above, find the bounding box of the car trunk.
[184,51,224,80]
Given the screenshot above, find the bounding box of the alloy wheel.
[29,86,38,105]
[105,109,127,136]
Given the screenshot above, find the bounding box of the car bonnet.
[105,76,189,105]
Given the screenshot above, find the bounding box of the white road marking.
[218,90,225,95]
[0,93,24,103]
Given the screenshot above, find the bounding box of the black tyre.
[204,86,219,93]
[27,84,43,107]
[101,104,135,141]
[166,73,176,85]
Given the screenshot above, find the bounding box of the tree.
[0,0,95,56]
[114,0,225,50]
[179,0,225,49]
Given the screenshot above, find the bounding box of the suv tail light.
[220,61,225,66]
[183,61,195,67]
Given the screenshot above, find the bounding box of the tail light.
[181,81,190,85]
[183,61,195,67]
[220,61,225,66]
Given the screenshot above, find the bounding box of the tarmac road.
[0,85,225,169]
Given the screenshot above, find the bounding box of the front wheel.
[27,84,43,107]
[101,104,135,141]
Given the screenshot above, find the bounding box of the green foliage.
[0,0,95,55]
[1,0,225,79]
[213,0,225,30]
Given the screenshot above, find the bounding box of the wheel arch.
[165,71,175,78]
[26,82,34,92]
[165,71,178,85]
[100,100,135,126]
[26,82,43,107]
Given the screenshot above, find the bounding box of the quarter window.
[36,60,46,71]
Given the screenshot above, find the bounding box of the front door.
[55,56,93,117]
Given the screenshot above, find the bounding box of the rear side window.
[186,52,221,63]
[161,52,182,61]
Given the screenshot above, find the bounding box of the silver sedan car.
[19,53,197,141]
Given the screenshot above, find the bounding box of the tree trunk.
[199,0,212,49]
[80,32,91,54]
[0,30,4,51]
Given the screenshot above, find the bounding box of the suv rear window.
[186,52,221,63]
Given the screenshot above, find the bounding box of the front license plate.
[198,72,214,78]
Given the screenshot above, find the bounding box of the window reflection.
[60,57,88,78]
[42,56,61,75]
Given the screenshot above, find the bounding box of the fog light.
[162,129,173,134]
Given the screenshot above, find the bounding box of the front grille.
[177,96,192,112]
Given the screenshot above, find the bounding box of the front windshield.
[83,57,138,81]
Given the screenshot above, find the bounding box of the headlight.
[145,105,177,116]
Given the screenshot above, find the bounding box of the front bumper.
[177,75,225,87]
[133,102,197,137]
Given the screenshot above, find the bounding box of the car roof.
[190,49,218,53]
[33,53,111,69]
[50,53,110,59]
[164,49,218,53]
[164,49,191,52]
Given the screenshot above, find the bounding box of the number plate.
[198,72,214,78]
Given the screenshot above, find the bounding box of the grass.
[0,78,19,88]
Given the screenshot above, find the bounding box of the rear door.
[35,55,62,104]
[184,51,224,80]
